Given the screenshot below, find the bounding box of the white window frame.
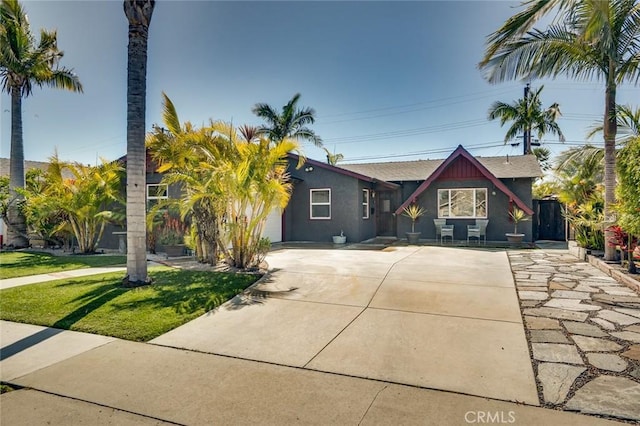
[147,183,169,201]
[310,188,331,220]
[362,189,370,219]
[437,188,487,219]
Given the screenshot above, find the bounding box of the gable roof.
[393,145,535,215]
[287,153,400,190]
[0,158,52,177]
[340,154,542,182]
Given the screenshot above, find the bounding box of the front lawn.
[0,251,127,279]
[0,267,260,341]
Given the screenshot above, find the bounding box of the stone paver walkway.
[509,250,640,422]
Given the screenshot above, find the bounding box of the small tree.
[615,134,640,273]
[24,154,124,253]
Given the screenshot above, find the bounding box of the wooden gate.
[533,199,565,241]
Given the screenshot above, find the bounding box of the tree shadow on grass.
[108,269,263,315]
[52,285,126,329]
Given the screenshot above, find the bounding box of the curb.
[587,254,640,293]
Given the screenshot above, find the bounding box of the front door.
[376,190,396,236]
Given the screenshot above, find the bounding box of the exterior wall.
[284,160,376,243]
[99,171,181,250]
[398,177,534,242]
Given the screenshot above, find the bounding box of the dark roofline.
[394,145,534,215]
[287,153,399,190]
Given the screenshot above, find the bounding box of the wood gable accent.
[438,156,485,180]
[394,145,534,215]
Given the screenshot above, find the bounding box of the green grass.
[0,267,260,341]
[1,384,15,394]
[0,251,127,279]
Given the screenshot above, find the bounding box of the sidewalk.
[0,266,127,290]
[0,322,619,425]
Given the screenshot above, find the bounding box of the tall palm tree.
[0,0,82,247]
[488,85,565,154]
[124,0,154,286]
[479,0,640,260]
[556,105,640,172]
[252,93,323,147]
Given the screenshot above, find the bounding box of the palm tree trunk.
[603,70,617,261]
[6,88,29,248]
[124,0,154,284]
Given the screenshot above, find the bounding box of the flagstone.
[621,345,640,361]
[518,291,549,301]
[549,282,573,291]
[524,307,588,322]
[585,353,627,372]
[566,376,640,421]
[614,308,640,319]
[573,284,600,293]
[600,287,638,296]
[609,331,640,344]
[562,321,607,338]
[597,310,640,326]
[524,316,561,330]
[572,335,622,352]
[592,294,640,308]
[550,290,590,300]
[544,298,601,311]
[590,318,616,330]
[537,363,585,404]
[530,330,569,343]
[532,343,583,365]
[625,325,640,333]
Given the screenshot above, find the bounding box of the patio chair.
[467,225,481,244]
[475,219,489,244]
[441,224,454,244]
[434,219,446,242]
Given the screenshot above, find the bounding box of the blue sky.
[1,0,638,166]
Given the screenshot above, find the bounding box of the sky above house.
[1,0,638,167]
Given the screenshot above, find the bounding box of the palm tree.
[555,105,640,176]
[323,147,344,165]
[479,0,640,261]
[488,85,565,154]
[252,93,323,147]
[124,0,154,286]
[0,0,82,247]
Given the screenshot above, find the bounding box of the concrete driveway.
[152,246,538,405]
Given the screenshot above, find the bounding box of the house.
[99,144,542,250]
[283,145,542,243]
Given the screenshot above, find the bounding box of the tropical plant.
[555,145,604,210]
[323,147,344,166]
[0,0,82,247]
[148,93,297,269]
[124,0,154,285]
[607,225,638,273]
[615,132,640,271]
[479,0,640,261]
[488,85,564,154]
[252,93,323,147]
[402,204,426,233]
[21,154,124,253]
[565,199,605,250]
[157,209,188,246]
[509,207,530,234]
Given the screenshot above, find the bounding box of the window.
[147,184,168,200]
[438,188,487,218]
[362,189,370,219]
[310,189,331,219]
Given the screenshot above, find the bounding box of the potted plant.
[506,207,530,244]
[158,210,188,257]
[332,230,347,244]
[403,204,426,244]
